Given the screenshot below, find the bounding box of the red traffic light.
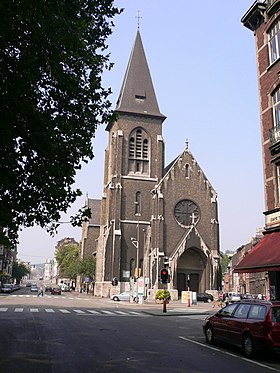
[160,268,169,284]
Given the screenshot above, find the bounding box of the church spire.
[115,31,165,120]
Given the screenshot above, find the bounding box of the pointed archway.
[176,247,207,297]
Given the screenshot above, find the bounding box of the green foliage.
[221,254,231,275]
[0,1,122,245]
[55,243,79,279]
[79,256,96,278]
[12,261,30,281]
[155,289,171,300]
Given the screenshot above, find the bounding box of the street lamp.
[134,201,141,279]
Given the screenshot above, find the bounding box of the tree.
[0,1,122,245]
[12,261,30,283]
[79,256,96,278]
[55,243,79,279]
[221,254,231,276]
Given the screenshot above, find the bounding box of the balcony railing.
[270,126,280,146]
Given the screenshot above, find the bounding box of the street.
[0,288,280,372]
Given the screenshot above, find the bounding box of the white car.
[111,292,132,301]
[229,293,241,302]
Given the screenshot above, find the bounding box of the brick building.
[93,30,221,299]
[235,0,280,300]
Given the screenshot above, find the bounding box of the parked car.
[60,284,70,292]
[30,284,38,292]
[241,293,254,300]
[51,287,61,295]
[13,284,20,291]
[1,284,14,293]
[203,299,280,357]
[197,293,213,303]
[228,293,241,302]
[25,282,32,287]
[45,286,53,292]
[111,292,131,301]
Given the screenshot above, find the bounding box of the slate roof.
[109,31,165,128]
[87,198,101,226]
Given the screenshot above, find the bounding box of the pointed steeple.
[115,31,165,120]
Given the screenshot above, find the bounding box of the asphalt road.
[0,287,280,373]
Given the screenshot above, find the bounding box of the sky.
[17,0,264,264]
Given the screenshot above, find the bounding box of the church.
[86,30,221,299]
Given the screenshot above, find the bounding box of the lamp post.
[131,202,141,303]
[134,201,141,279]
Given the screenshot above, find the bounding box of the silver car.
[1,284,13,293]
[111,292,131,301]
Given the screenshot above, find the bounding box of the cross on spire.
[135,10,142,30]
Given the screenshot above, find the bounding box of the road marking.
[0,308,8,312]
[45,309,55,313]
[101,310,115,315]
[87,310,100,314]
[30,309,39,312]
[73,309,86,314]
[59,309,71,313]
[129,311,142,316]
[178,336,280,372]
[14,308,24,312]
[115,311,129,315]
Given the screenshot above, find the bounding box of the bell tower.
[95,31,166,296]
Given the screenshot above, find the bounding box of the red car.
[51,287,61,295]
[203,299,280,357]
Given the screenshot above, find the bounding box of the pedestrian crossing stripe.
[10,294,90,301]
[0,308,148,316]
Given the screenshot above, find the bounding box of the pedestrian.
[225,295,229,306]
[38,285,44,297]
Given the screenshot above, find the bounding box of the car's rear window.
[248,305,266,320]
[234,304,251,318]
[272,307,280,322]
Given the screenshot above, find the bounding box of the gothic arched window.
[185,163,190,178]
[135,191,141,215]
[128,128,150,175]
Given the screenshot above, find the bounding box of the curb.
[142,310,211,316]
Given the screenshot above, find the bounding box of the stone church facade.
[93,31,221,299]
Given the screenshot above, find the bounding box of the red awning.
[234,231,280,273]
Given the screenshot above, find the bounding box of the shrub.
[155,289,171,300]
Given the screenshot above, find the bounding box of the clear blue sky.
[17,0,264,263]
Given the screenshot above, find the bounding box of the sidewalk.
[140,300,218,316]
[69,291,219,316]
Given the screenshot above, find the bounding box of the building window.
[128,128,150,175]
[268,19,280,65]
[276,163,280,204]
[135,192,141,215]
[273,87,280,129]
[130,258,135,277]
[185,163,190,178]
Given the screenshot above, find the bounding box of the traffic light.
[163,256,169,267]
[111,277,118,286]
[160,268,169,284]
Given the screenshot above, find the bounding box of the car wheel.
[112,296,119,301]
[205,324,215,344]
[242,334,255,358]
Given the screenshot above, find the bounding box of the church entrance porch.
[176,248,206,297]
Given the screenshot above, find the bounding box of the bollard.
[163,297,167,313]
